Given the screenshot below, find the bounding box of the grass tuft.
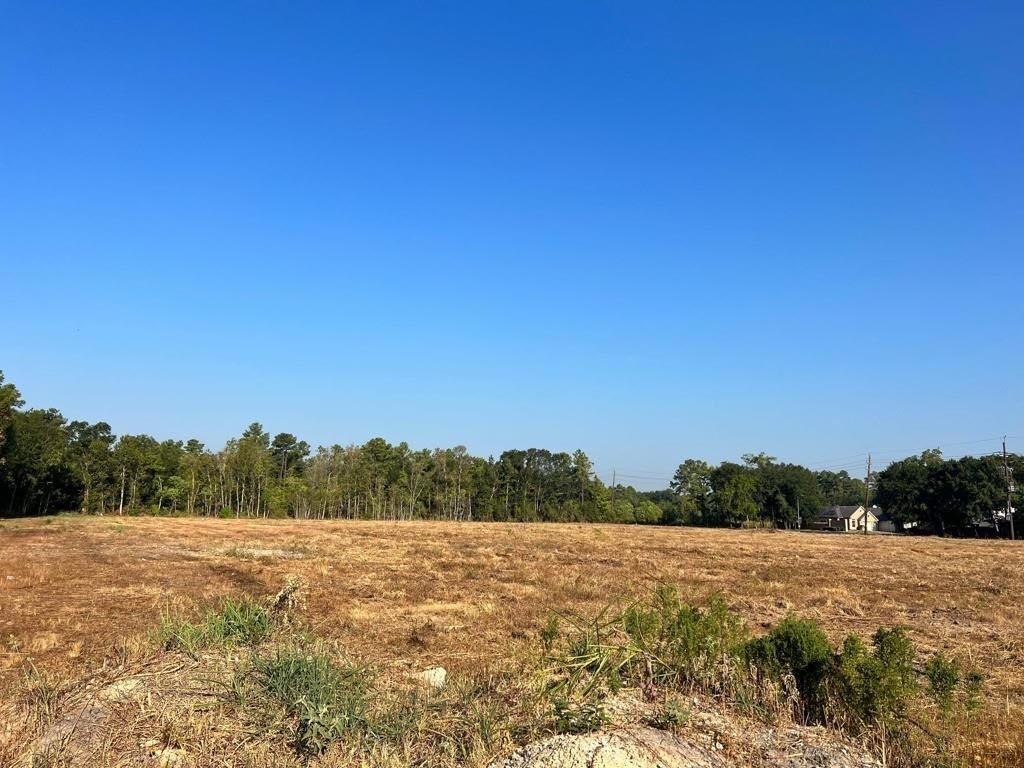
[157,596,272,654]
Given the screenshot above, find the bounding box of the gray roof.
[817,505,861,520]
[816,505,883,520]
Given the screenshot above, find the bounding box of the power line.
[803,434,1020,471]
[595,435,1022,489]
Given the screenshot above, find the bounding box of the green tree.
[874,452,934,528]
[271,433,310,480]
[669,459,711,524]
[0,371,24,464]
[708,462,758,526]
[67,421,116,513]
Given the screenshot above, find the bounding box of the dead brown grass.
[1,517,1022,765]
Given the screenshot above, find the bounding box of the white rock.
[416,666,447,690]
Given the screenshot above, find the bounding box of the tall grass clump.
[157,595,272,654]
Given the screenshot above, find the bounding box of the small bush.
[248,648,371,754]
[543,586,750,732]
[745,616,834,718]
[925,653,960,714]
[963,670,984,713]
[833,628,916,726]
[622,587,748,690]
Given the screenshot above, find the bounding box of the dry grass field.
[2,516,1023,766]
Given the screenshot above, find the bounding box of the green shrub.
[745,615,834,717]
[925,653,960,714]
[621,587,748,689]
[833,628,916,726]
[249,648,371,754]
[963,670,984,713]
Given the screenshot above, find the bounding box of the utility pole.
[610,469,616,518]
[1004,437,1015,541]
[863,452,872,534]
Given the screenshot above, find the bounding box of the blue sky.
[2,2,1022,486]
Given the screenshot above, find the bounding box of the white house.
[812,505,882,532]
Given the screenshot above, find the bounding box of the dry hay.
[1,517,1023,766]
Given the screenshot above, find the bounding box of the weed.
[646,697,690,731]
[550,696,607,734]
[546,586,749,706]
[539,615,559,655]
[246,647,371,754]
[272,574,306,615]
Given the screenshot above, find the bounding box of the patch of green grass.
[158,596,272,655]
[243,647,372,755]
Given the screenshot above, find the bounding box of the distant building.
[876,511,899,533]
[811,505,882,532]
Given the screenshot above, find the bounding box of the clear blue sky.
[2,2,1022,487]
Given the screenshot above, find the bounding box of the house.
[811,505,882,532]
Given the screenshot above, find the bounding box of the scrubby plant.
[543,584,986,768]
[832,628,917,727]
[925,653,960,715]
[539,615,560,655]
[745,615,834,719]
[543,586,751,733]
[550,696,607,734]
[622,586,749,690]
[247,647,372,755]
[646,696,690,731]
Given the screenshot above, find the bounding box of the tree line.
[0,371,1018,535]
[874,448,1021,536]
